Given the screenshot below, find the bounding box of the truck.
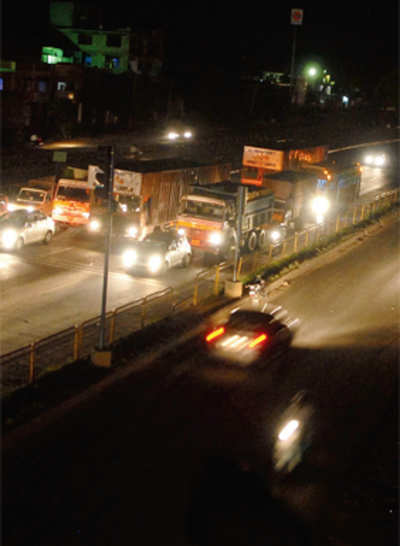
[175,181,278,259]
[87,158,232,239]
[51,165,92,225]
[241,144,361,230]
[7,176,56,216]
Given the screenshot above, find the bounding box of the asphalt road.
[0,144,397,355]
[3,214,399,546]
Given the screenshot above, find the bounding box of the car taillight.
[248,333,267,348]
[206,326,225,343]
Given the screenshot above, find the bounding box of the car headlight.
[122,249,137,268]
[183,131,192,139]
[89,219,101,232]
[126,225,138,238]
[167,131,179,140]
[374,154,385,166]
[364,155,373,165]
[209,231,223,245]
[7,203,16,212]
[270,230,281,242]
[311,196,330,215]
[148,254,162,273]
[2,229,18,249]
[26,206,34,212]
[278,419,300,442]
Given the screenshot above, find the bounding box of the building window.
[84,55,92,66]
[78,33,92,45]
[106,34,121,47]
[105,56,120,70]
[38,81,47,93]
[57,81,67,91]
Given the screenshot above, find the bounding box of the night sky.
[2,0,398,85]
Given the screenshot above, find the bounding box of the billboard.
[242,146,285,171]
[113,169,142,196]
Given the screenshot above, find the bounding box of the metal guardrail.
[1,190,398,395]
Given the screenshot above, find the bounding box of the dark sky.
[2,0,398,82]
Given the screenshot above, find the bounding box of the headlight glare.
[209,231,223,245]
[311,196,330,215]
[89,219,101,232]
[126,225,138,238]
[148,254,162,273]
[2,229,18,249]
[122,249,137,268]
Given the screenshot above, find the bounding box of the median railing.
[1,189,398,395]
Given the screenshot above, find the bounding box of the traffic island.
[224,280,243,298]
[91,347,113,368]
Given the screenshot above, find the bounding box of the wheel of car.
[15,237,24,251]
[246,231,258,252]
[43,230,53,244]
[181,253,191,267]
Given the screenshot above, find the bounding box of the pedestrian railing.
[1,189,398,395]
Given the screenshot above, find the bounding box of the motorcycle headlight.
[2,229,18,249]
[126,225,138,238]
[209,231,223,245]
[122,249,137,268]
[89,219,101,232]
[148,254,162,273]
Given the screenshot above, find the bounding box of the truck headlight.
[167,131,179,140]
[270,230,281,242]
[122,249,137,268]
[183,131,192,139]
[2,229,18,249]
[126,225,138,238]
[311,196,329,215]
[148,254,162,273]
[178,228,186,236]
[209,231,223,245]
[89,219,101,232]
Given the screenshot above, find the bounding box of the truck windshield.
[18,189,46,203]
[57,186,90,202]
[181,199,225,221]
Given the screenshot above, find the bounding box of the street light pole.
[97,145,114,352]
[233,184,245,282]
[290,25,297,103]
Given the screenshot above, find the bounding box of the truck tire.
[246,231,258,252]
[258,229,268,250]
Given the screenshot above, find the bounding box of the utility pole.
[233,185,245,283]
[92,145,114,367]
[289,8,304,104]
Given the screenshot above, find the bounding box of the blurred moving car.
[204,308,294,367]
[0,210,56,251]
[121,228,192,274]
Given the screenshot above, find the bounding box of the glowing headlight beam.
[148,254,162,273]
[2,229,18,249]
[122,249,137,268]
[278,419,300,441]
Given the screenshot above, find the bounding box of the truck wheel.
[15,237,24,251]
[246,231,258,252]
[258,229,268,250]
[43,230,53,244]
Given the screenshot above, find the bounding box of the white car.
[0,210,56,251]
[122,228,192,274]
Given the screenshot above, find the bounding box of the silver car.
[122,228,192,274]
[0,210,56,251]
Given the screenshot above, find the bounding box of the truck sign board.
[113,169,142,196]
[242,146,285,171]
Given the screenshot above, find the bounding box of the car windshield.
[145,230,175,246]
[228,311,275,330]
[18,189,46,203]
[57,186,90,202]
[134,239,167,254]
[181,199,225,221]
[0,211,28,228]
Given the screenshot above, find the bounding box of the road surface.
[1,144,397,355]
[3,214,399,546]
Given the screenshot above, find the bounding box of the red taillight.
[206,326,225,343]
[248,333,267,348]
